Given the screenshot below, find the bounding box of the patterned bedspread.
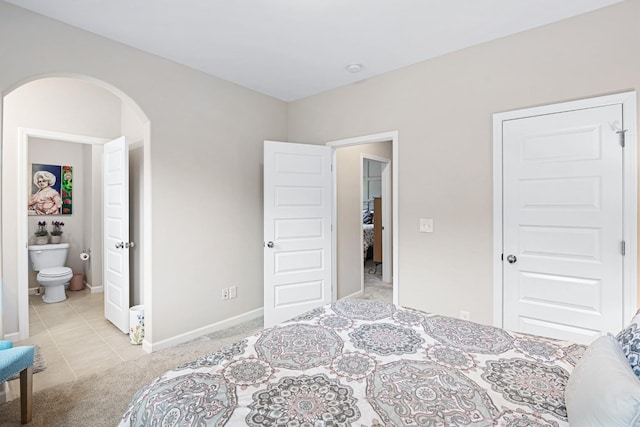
[363,224,374,260]
[120,300,585,426]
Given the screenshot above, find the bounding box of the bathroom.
[2,76,147,341]
[27,137,92,298]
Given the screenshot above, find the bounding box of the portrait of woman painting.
[28,164,73,216]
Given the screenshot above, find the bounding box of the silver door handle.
[116,242,135,249]
[115,242,124,249]
[266,241,274,248]
[506,254,517,264]
[125,242,135,248]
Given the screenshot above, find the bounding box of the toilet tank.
[28,243,70,270]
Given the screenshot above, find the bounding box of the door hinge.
[622,240,626,256]
[617,129,627,147]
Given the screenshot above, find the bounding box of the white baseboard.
[2,332,19,342]
[88,283,103,293]
[146,307,264,352]
[342,289,364,300]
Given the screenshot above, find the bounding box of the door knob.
[266,241,275,248]
[506,254,517,264]
[115,242,124,249]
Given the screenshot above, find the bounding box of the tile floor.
[6,288,146,401]
[363,259,393,302]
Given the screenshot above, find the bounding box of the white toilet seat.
[38,266,73,278]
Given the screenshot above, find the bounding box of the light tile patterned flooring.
[7,288,146,401]
[363,259,392,302]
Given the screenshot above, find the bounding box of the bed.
[363,197,381,264]
[363,223,374,260]
[118,299,607,426]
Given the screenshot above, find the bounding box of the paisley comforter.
[120,300,585,426]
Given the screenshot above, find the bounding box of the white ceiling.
[4,0,622,101]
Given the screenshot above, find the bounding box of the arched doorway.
[1,75,152,351]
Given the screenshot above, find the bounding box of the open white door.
[264,141,332,327]
[104,136,130,333]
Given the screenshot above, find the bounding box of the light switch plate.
[419,218,433,233]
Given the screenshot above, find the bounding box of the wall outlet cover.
[419,218,434,233]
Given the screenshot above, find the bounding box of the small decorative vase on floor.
[129,305,145,345]
[35,236,49,245]
[50,235,62,244]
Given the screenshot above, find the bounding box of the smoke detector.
[346,64,363,73]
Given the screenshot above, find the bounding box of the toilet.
[28,243,73,303]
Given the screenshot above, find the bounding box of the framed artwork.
[28,163,73,215]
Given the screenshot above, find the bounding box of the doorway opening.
[361,155,392,300]
[328,131,399,305]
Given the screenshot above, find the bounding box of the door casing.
[492,91,638,329]
[16,128,109,340]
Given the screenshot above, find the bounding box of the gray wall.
[1,0,638,344]
[0,2,288,344]
[289,0,640,324]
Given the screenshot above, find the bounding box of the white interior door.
[381,160,392,283]
[103,136,130,333]
[503,105,624,344]
[264,141,332,327]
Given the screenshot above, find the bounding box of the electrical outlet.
[460,310,470,321]
[222,288,229,300]
[419,218,433,233]
[229,286,237,299]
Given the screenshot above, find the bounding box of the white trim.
[327,130,399,305]
[381,159,392,284]
[3,332,20,342]
[88,284,104,293]
[145,307,263,352]
[341,289,365,300]
[17,128,108,340]
[623,94,638,324]
[492,91,637,328]
[492,116,504,328]
[141,121,153,350]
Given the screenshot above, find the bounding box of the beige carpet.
[0,318,263,427]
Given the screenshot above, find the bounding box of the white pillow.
[565,334,640,426]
